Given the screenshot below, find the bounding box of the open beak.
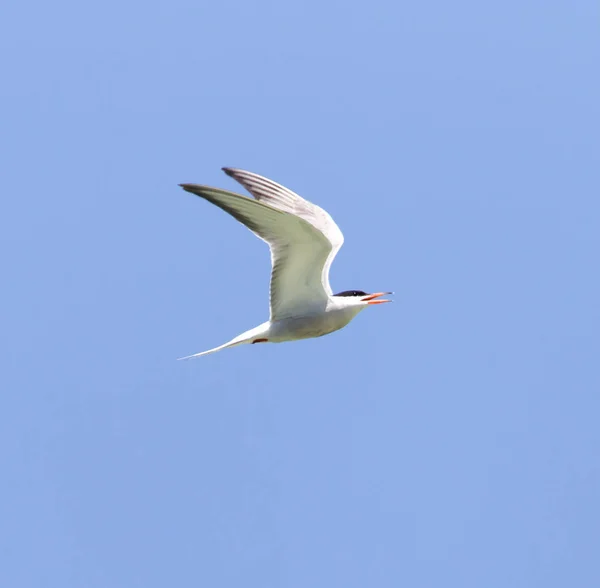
[362,292,393,305]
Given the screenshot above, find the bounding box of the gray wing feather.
[221,168,344,292]
[180,179,342,320]
[222,168,344,252]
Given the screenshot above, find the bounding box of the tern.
[178,168,391,359]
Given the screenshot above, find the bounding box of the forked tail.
[177,322,270,360]
[177,340,245,360]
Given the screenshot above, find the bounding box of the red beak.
[361,292,393,305]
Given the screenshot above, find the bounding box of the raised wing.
[222,167,344,286]
[181,173,344,320]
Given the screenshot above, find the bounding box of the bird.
[178,168,391,359]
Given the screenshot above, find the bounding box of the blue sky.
[2,1,599,586]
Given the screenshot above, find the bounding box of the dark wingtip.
[222,167,236,177]
[179,183,200,194]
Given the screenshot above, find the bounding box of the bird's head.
[333,290,393,308]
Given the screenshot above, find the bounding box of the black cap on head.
[333,290,368,297]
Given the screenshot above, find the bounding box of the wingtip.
[221,167,236,177]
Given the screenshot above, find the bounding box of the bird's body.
[178,168,390,359]
[268,302,365,341]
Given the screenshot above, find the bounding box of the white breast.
[268,306,364,342]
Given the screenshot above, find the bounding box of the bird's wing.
[181,175,344,320]
[222,167,344,286]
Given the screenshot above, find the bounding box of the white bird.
[178,168,391,359]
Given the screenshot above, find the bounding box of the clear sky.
[2,1,599,586]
